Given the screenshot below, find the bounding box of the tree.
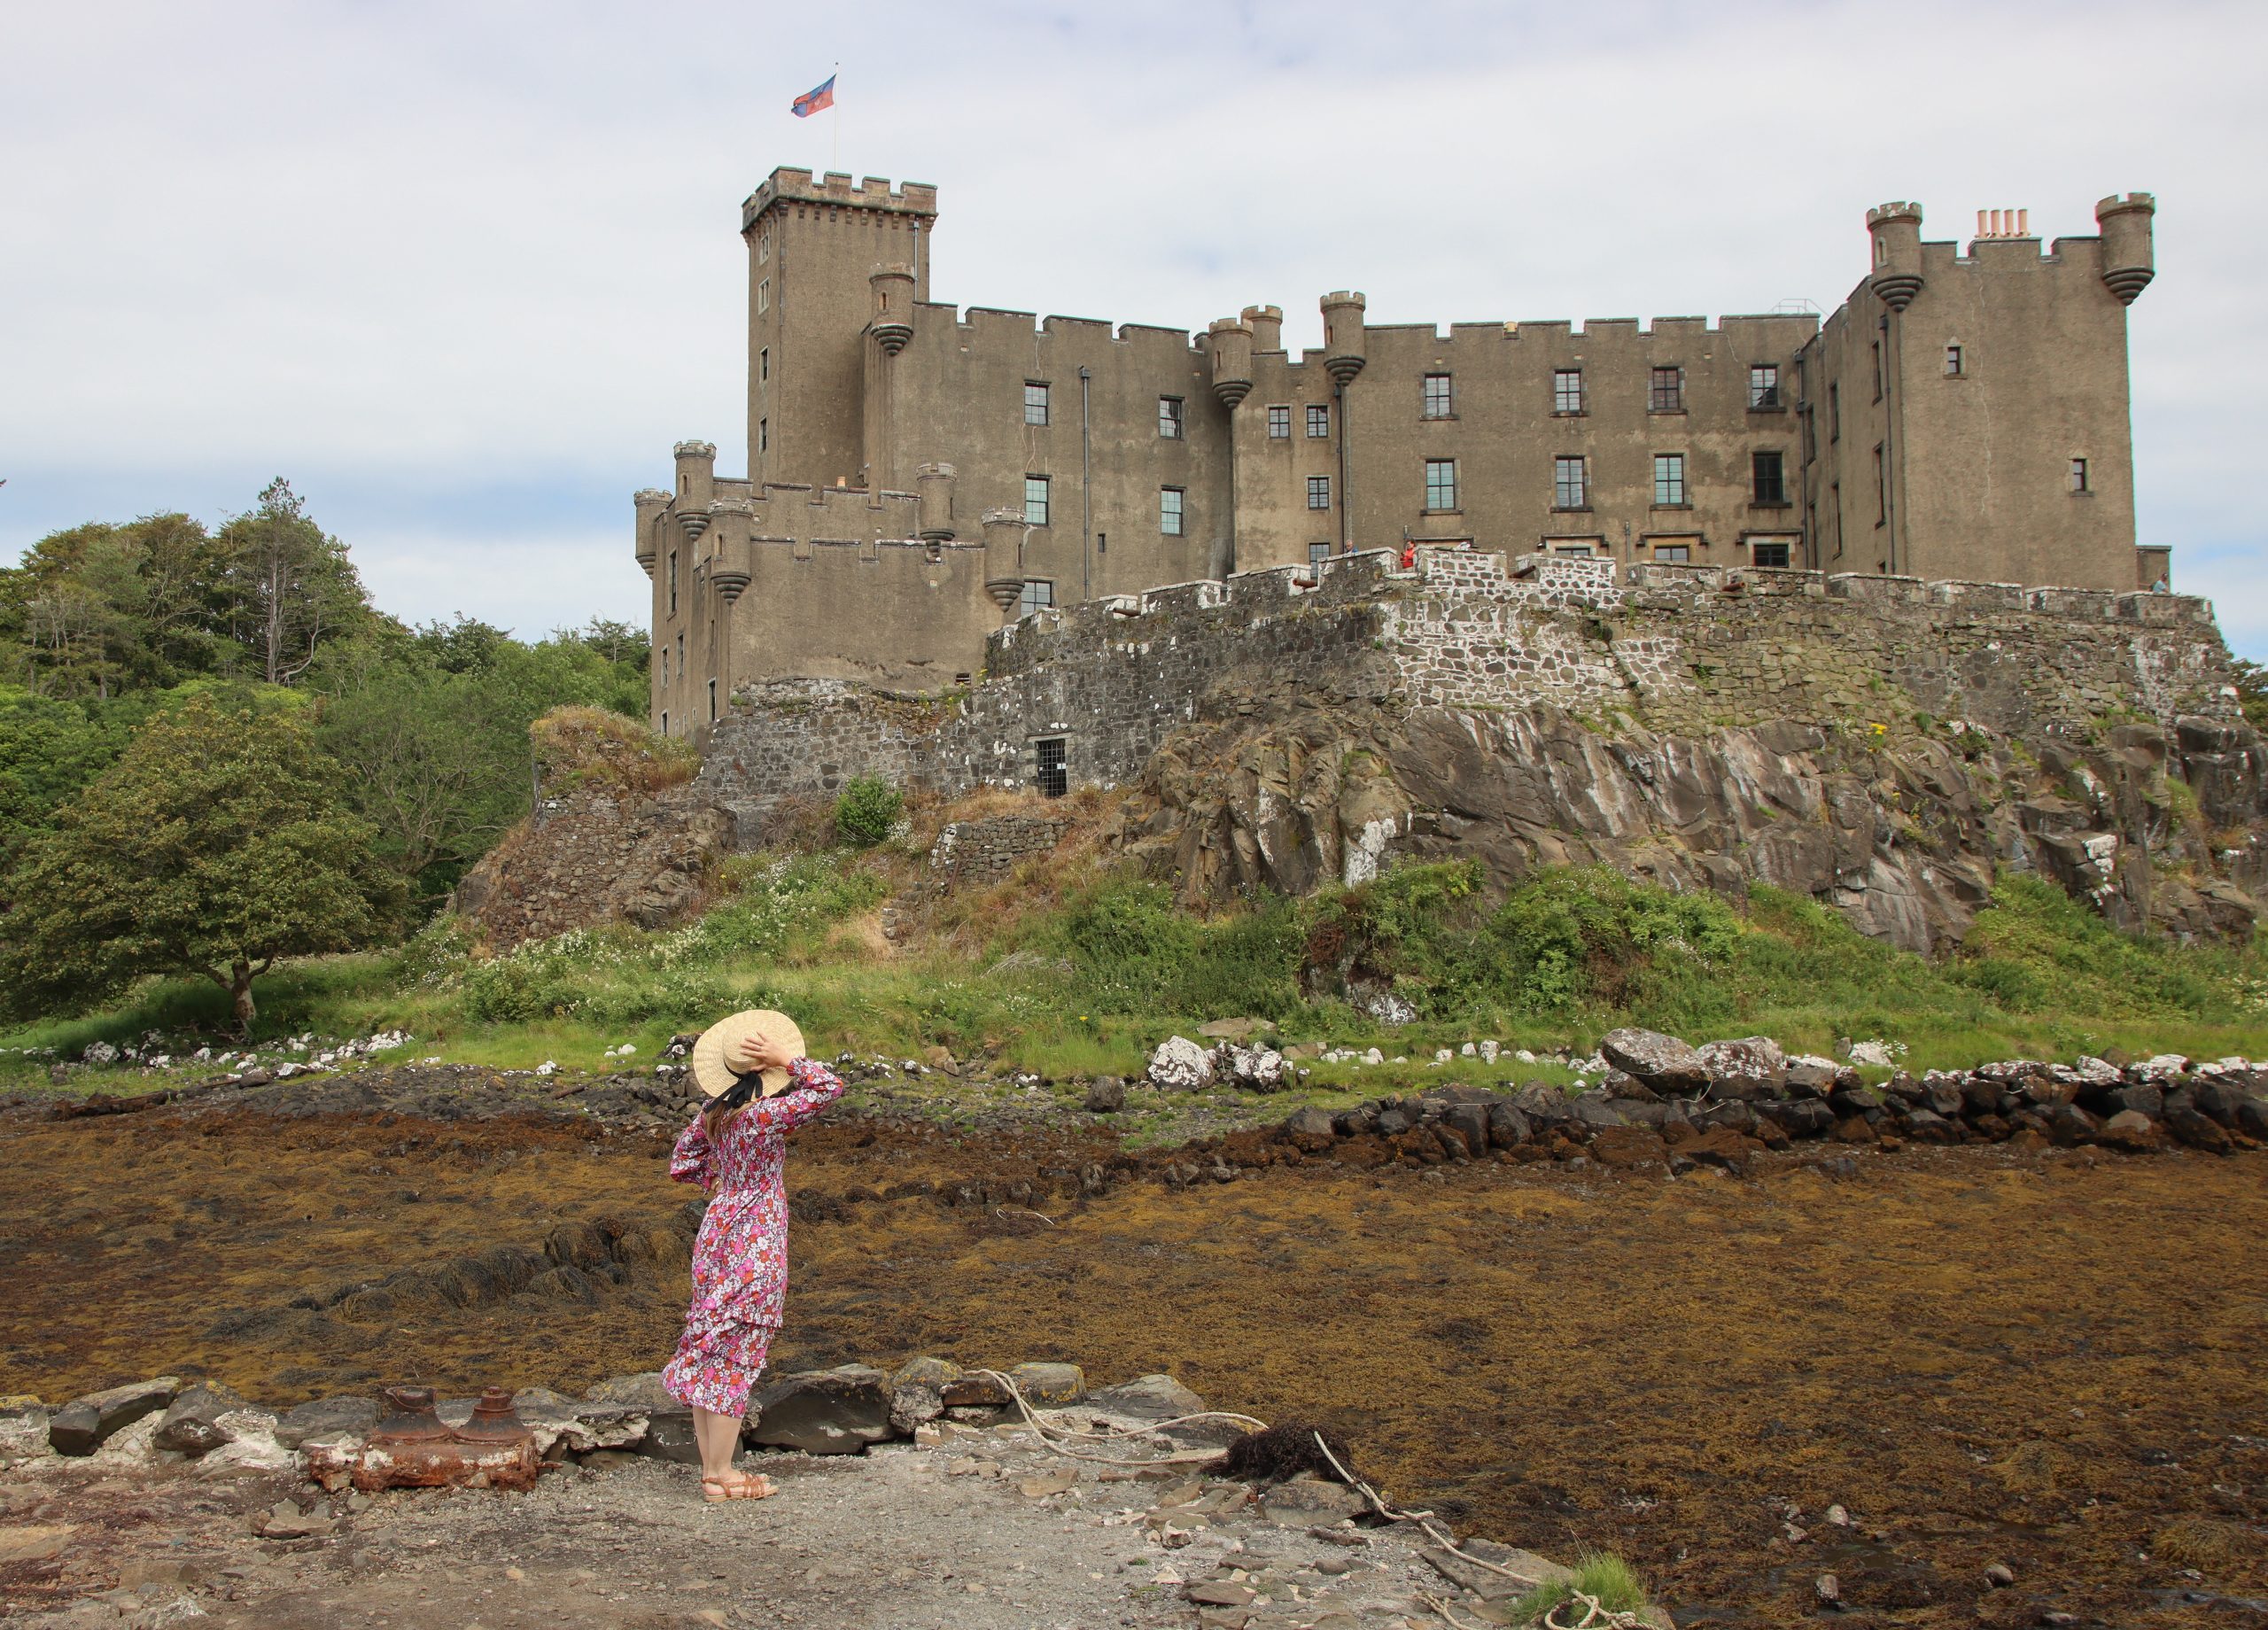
[208,479,371,686]
[0,695,401,1030]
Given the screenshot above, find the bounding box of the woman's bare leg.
[692,1406,740,1482]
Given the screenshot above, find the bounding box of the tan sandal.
[701,1471,774,1502]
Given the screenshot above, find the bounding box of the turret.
[672,440,717,538]
[1208,317,1254,408]
[981,506,1025,620]
[916,462,957,540]
[633,488,670,578]
[870,264,916,354]
[1241,304,1283,352]
[1866,203,1924,311]
[1321,291,1367,384]
[709,501,754,602]
[2094,193,2156,305]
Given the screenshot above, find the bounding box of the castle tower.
[1241,304,1283,352]
[981,507,1025,621]
[672,441,717,539]
[1208,317,1254,408]
[1320,291,1367,384]
[916,462,957,540]
[633,488,670,577]
[742,169,939,489]
[2094,193,2156,305]
[1866,203,1924,311]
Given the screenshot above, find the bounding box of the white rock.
[1480,1041,1501,1063]
[1363,990,1418,1026]
[1845,1039,1904,1068]
[1146,1036,1214,1091]
[83,1042,119,1066]
[1435,1049,1453,1064]
[1513,1048,1533,1064]
[1459,1043,1476,1057]
[535,1060,558,1077]
[1363,1049,1385,1067]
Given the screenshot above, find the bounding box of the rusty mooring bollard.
[454,1386,534,1448]
[318,1385,543,1494]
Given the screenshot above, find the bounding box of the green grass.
[7,856,2268,1099]
[1512,1551,1649,1625]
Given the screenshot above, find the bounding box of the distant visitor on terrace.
[661,1007,843,1502]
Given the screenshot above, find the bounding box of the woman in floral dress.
[662,1011,843,1501]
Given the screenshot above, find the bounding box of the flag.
[792,74,835,118]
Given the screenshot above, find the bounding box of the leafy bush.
[833,775,903,847]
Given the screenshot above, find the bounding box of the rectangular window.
[660,645,669,687]
[675,632,684,679]
[1553,455,1587,508]
[1024,382,1050,425]
[659,710,667,736]
[1422,374,1453,418]
[668,550,679,617]
[1018,579,1054,616]
[1306,404,1330,438]
[1751,450,1787,506]
[1829,382,1841,442]
[1268,405,1291,439]
[1653,454,1687,507]
[1653,544,1691,563]
[1307,475,1331,510]
[759,345,769,381]
[757,228,770,264]
[1158,396,1184,439]
[1945,344,1963,376]
[1831,482,1842,555]
[2070,457,2090,493]
[1749,364,1781,409]
[758,417,768,452]
[1751,540,1792,568]
[1549,541,1596,556]
[1871,341,1884,401]
[757,277,770,314]
[1035,736,1068,799]
[1650,366,1683,413]
[1425,459,1458,512]
[1024,476,1050,526]
[1553,369,1584,415]
[707,678,718,723]
[1309,542,1332,567]
[1874,444,1887,524]
[1160,486,1184,535]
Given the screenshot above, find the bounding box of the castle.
[635,168,2160,735]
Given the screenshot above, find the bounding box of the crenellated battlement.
[742,167,937,229]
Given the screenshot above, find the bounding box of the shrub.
[1511,1551,1648,1625]
[833,775,903,847]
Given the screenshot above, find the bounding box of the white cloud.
[2,0,2262,647]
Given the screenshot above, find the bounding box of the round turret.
[1865,203,1924,312]
[870,264,916,355]
[633,488,670,578]
[708,501,754,602]
[1321,291,1367,384]
[672,440,717,538]
[916,462,958,540]
[1241,304,1283,352]
[1208,317,1254,408]
[981,506,1025,618]
[2094,193,2156,305]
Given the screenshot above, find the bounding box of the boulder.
[2163,1104,2235,1154]
[1362,990,1417,1026]
[2131,1053,2191,1083]
[2237,1097,2268,1141]
[1568,1093,1627,1131]
[1589,1126,1669,1169]
[1767,1099,1835,1138]
[1216,1044,1287,1092]
[2045,1103,2101,1146]
[1783,1056,1845,1096]
[1696,1036,1788,1099]
[1085,1374,1205,1423]
[1485,1101,1532,1149]
[2191,1079,2246,1127]
[1681,1128,1764,1174]
[1083,1077,1127,1114]
[1512,1085,1573,1129]
[2111,1083,2165,1118]
[634,1409,701,1464]
[745,1365,897,1455]
[585,1372,676,1409]
[1007,1362,1085,1404]
[1147,1036,1214,1091]
[1439,1103,1489,1157]
[49,1377,180,1456]
[1256,1474,1368,1525]
[152,1382,250,1457]
[1899,1108,1953,1143]
[2098,1110,2158,1153]
[1697,1100,1757,1136]
[1279,1106,1337,1152]
[1599,1028,1708,1093]
[272,1395,380,1450]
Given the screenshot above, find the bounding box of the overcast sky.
[4,0,2264,651]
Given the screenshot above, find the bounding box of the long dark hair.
[700,1071,768,1141]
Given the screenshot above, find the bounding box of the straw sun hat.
[688,1009,806,1098]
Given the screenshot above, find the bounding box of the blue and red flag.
[792,74,835,118]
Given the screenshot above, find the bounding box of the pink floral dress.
[660,1056,844,1414]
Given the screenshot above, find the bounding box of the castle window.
[1652,543,1691,563]
[759,346,769,381]
[1019,578,1054,615]
[1871,341,1884,402]
[1309,542,1332,567]
[1422,374,1454,419]
[1159,396,1185,439]
[668,550,679,617]
[1829,383,1841,441]
[2069,457,2090,494]
[660,710,668,735]
[757,277,770,314]
[1874,444,1887,524]
[1652,454,1687,507]
[1160,486,1184,535]
[707,679,718,723]
[758,227,771,264]
[1307,404,1330,438]
[1554,456,1588,509]
[1035,737,1068,799]
[758,417,768,453]
[1650,367,1683,413]
[1751,540,1792,568]
[1553,369,1584,415]
[1749,365,1781,409]
[1425,459,1458,512]
[676,632,685,682]
[1268,405,1291,439]
[660,645,669,687]
[1751,450,1787,506]
[1306,476,1331,511]
[1025,382,1050,425]
[1024,476,1050,526]
[1945,344,1964,376]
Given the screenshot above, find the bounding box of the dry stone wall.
[452,788,728,951]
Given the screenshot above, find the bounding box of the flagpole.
[830,62,840,170]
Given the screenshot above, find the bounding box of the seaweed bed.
[2,1103,2264,1627]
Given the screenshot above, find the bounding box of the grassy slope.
[6,846,2268,1098]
